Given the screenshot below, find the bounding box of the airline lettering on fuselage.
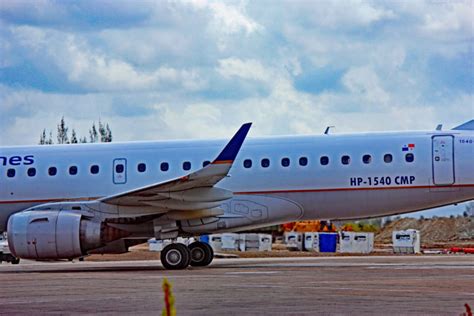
[0,155,35,166]
[350,176,416,187]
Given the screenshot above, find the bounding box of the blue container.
[319,233,337,252]
[199,235,210,244]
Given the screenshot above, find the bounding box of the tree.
[39,117,112,145]
[105,124,112,142]
[89,123,99,143]
[99,120,107,143]
[46,131,54,145]
[57,117,69,144]
[39,129,47,145]
[71,129,78,144]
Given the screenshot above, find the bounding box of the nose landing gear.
[160,241,214,270]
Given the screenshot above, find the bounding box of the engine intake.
[7,210,103,260]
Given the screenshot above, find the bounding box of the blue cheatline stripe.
[214,123,252,162]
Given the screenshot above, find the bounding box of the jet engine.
[7,210,127,260]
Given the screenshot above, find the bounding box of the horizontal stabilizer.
[452,119,474,130]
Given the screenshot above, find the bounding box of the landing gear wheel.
[189,241,214,267]
[160,243,191,270]
[11,258,20,265]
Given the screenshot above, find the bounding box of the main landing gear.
[160,241,214,270]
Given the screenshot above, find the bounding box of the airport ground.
[0,255,473,315]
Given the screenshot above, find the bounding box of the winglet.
[212,123,252,164]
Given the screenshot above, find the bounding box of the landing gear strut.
[160,241,214,270]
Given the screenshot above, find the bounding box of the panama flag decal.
[402,144,415,151]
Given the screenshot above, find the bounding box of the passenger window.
[48,167,57,176]
[341,155,351,165]
[362,154,372,164]
[203,160,210,167]
[405,153,414,163]
[384,154,393,163]
[183,161,191,171]
[7,169,15,178]
[261,158,270,168]
[281,157,290,167]
[137,163,146,173]
[115,164,124,173]
[299,157,308,166]
[27,168,36,177]
[320,156,329,166]
[161,162,169,171]
[90,165,100,174]
[69,166,78,175]
[243,159,252,168]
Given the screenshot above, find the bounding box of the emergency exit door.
[432,135,455,185]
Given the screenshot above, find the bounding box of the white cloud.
[342,66,390,105]
[10,26,207,92]
[181,0,262,35]
[216,58,271,82]
[178,0,263,50]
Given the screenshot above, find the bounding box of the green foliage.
[39,117,113,145]
[342,218,381,232]
[57,116,69,144]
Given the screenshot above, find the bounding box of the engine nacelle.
[7,210,103,260]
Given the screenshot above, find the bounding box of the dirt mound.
[376,217,474,245]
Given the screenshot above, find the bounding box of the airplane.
[0,120,473,269]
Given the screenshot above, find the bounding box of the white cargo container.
[284,232,303,251]
[339,232,374,253]
[209,234,223,252]
[392,229,421,254]
[221,233,240,251]
[304,232,319,252]
[148,238,164,251]
[148,237,194,252]
[239,233,272,251]
[258,234,272,252]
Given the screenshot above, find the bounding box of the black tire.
[11,258,20,265]
[189,241,214,267]
[160,243,191,270]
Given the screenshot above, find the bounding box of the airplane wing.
[100,123,252,209]
[452,119,474,131]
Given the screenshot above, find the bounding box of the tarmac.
[0,255,473,315]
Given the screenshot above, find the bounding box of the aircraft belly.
[181,195,304,234]
[267,187,474,220]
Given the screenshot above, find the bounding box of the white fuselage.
[1,130,473,232]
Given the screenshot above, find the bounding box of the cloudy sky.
[1,0,472,146]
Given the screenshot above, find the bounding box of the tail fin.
[452,120,474,130]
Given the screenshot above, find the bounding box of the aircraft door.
[113,158,127,184]
[432,135,455,185]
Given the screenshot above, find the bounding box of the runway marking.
[225,271,279,275]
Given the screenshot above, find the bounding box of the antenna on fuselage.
[436,124,443,131]
[324,126,335,135]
